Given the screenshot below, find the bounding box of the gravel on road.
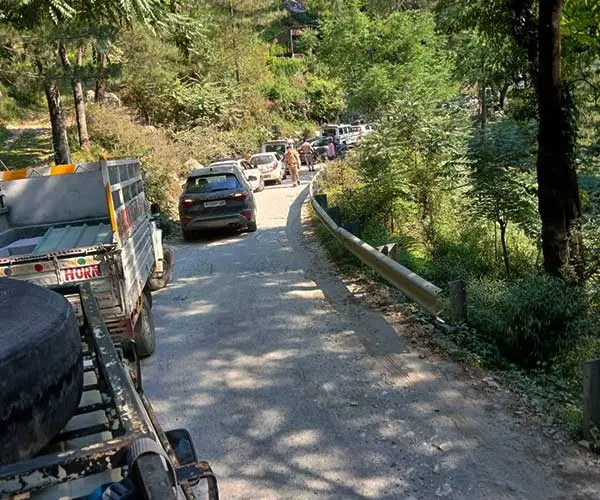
[144,166,600,500]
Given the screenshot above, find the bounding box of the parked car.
[321,124,358,147]
[310,137,330,160]
[179,164,258,240]
[352,123,376,140]
[261,139,293,156]
[250,152,286,183]
[209,158,264,192]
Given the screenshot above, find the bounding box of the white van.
[321,124,357,147]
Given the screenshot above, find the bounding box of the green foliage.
[305,75,345,123]
[468,274,589,368]
[86,104,192,216]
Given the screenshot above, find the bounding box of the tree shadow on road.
[144,183,600,500]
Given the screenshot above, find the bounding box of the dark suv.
[179,165,258,240]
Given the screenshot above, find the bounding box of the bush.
[468,274,589,369]
[87,105,193,217]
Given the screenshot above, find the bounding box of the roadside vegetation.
[2,0,600,441]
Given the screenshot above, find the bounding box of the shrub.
[87,105,193,217]
[468,274,589,369]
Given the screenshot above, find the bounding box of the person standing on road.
[300,137,316,172]
[284,143,301,187]
[327,137,336,160]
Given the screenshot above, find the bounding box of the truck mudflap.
[0,283,218,500]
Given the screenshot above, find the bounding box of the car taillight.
[241,210,252,220]
[272,161,278,170]
[233,191,249,200]
[182,199,193,207]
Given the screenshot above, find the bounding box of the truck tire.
[0,278,83,466]
[134,294,156,358]
[149,246,174,291]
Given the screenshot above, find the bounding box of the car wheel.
[247,221,257,232]
[148,246,174,291]
[0,278,83,466]
[134,294,156,358]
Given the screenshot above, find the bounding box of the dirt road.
[144,166,600,499]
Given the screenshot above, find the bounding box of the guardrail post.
[584,359,600,441]
[326,206,341,226]
[448,280,468,323]
[377,243,398,261]
[314,194,328,209]
[342,221,361,237]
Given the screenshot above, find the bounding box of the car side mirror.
[166,428,198,466]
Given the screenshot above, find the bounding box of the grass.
[0,127,53,169]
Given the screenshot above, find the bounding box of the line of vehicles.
[177,121,376,241]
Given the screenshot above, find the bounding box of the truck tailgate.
[0,253,123,317]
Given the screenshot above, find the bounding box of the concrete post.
[326,206,341,226]
[314,194,328,209]
[448,280,468,323]
[584,359,600,440]
[342,221,361,237]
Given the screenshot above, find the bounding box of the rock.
[578,440,591,450]
[435,483,453,497]
[349,401,358,406]
[482,376,501,390]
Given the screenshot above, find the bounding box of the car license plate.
[204,200,226,208]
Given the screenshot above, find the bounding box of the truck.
[0,281,219,499]
[0,158,173,357]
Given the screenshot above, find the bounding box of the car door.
[241,160,261,191]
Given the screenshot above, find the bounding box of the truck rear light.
[233,191,249,200]
[241,210,252,220]
[182,199,193,207]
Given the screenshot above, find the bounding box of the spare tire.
[0,278,83,466]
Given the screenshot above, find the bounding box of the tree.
[536,0,583,278]
[0,0,167,164]
[469,119,539,276]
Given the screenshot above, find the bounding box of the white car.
[208,159,264,192]
[250,153,286,184]
[352,123,376,141]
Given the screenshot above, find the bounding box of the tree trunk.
[73,47,89,150]
[60,45,90,150]
[95,52,107,102]
[478,83,487,129]
[499,82,510,110]
[499,219,511,277]
[536,0,582,278]
[43,80,70,165]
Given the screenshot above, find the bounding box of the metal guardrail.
[309,169,444,316]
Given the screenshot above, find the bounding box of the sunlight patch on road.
[225,368,275,390]
[277,429,322,450]
[247,408,286,439]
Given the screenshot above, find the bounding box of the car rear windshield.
[265,144,286,154]
[251,155,275,166]
[186,174,240,193]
